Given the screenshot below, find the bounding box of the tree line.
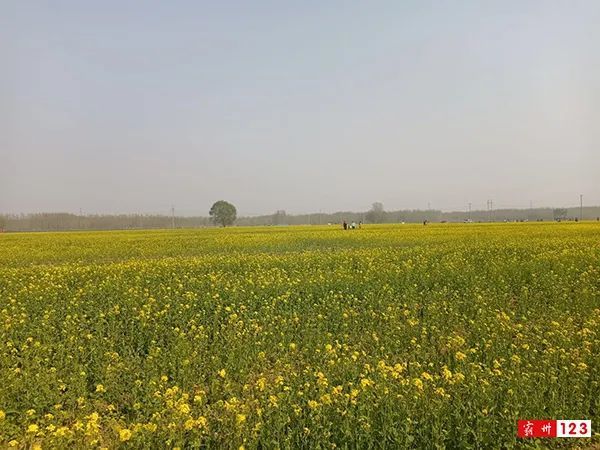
[1,204,599,232]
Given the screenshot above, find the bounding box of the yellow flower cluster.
[0,223,598,448]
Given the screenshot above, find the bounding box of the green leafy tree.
[209,200,237,227]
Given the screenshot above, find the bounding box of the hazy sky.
[2,1,599,216]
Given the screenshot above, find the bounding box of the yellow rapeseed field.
[0,223,598,448]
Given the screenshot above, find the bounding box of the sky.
[1,1,599,216]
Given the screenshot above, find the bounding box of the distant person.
[358,221,362,229]
[351,221,356,229]
[343,221,347,230]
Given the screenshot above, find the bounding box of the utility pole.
[529,200,534,222]
[486,199,493,222]
[580,194,583,221]
[468,202,472,221]
[171,205,175,229]
[79,208,82,230]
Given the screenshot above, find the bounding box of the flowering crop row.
[0,223,598,448]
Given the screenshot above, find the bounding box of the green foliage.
[0,223,598,448]
[2,206,600,231]
[209,200,237,227]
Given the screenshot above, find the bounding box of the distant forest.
[1,206,599,232]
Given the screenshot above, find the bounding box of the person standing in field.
[343,221,348,230]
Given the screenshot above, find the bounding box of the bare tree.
[366,202,385,223]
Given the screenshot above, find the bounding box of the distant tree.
[209,200,237,227]
[553,208,567,221]
[272,210,286,225]
[366,202,385,223]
